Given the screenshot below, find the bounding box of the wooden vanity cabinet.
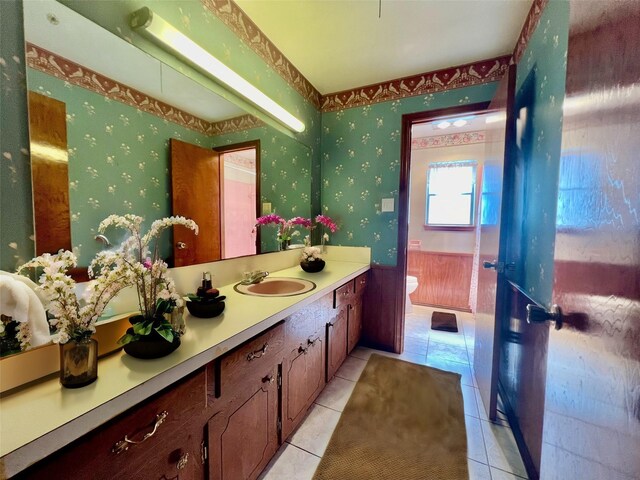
[206,323,284,480]
[280,294,330,440]
[18,369,208,480]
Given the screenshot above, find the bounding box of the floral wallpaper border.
[411,131,486,150]
[202,0,322,109]
[512,0,549,63]
[320,56,510,112]
[26,43,264,137]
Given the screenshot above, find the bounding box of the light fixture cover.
[130,7,305,133]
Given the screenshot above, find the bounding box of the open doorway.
[216,141,261,259]
[398,102,491,352]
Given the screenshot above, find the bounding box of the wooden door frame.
[397,102,491,353]
[214,140,261,256]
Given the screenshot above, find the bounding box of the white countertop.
[0,260,369,477]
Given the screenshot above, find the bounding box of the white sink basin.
[234,278,316,297]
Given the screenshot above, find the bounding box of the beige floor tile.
[465,414,489,464]
[315,376,356,412]
[462,384,480,418]
[468,459,492,480]
[336,355,368,382]
[403,334,429,355]
[490,467,529,479]
[481,420,528,478]
[427,339,470,364]
[428,329,467,347]
[258,443,320,480]
[426,356,476,387]
[349,346,379,361]
[287,404,342,457]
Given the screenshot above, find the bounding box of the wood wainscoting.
[407,250,473,311]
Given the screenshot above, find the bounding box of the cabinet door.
[347,297,363,354]
[207,366,279,480]
[282,332,325,440]
[326,304,348,381]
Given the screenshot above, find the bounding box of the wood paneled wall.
[407,250,473,311]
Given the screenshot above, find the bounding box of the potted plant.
[17,250,128,387]
[299,214,339,273]
[90,214,198,359]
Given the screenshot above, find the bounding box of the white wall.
[408,142,486,253]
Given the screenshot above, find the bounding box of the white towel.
[0,274,51,349]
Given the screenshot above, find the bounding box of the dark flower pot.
[300,259,325,273]
[122,323,180,360]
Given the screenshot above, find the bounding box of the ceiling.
[235,0,532,94]
[412,111,497,138]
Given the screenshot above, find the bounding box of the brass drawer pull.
[247,343,269,361]
[360,279,366,285]
[177,452,189,470]
[112,411,168,454]
[262,374,275,384]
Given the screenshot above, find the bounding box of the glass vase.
[59,338,98,388]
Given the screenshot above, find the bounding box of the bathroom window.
[425,161,476,229]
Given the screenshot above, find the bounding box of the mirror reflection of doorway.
[219,144,259,259]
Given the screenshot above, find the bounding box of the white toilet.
[406,275,419,313]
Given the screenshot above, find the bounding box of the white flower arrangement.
[301,246,323,262]
[17,250,128,344]
[89,214,198,345]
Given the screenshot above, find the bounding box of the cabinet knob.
[262,374,275,384]
[176,242,187,250]
[298,344,309,354]
[177,452,189,470]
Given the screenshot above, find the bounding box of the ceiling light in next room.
[130,7,305,133]
[436,121,451,129]
[453,119,468,127]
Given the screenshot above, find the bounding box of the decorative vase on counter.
[122,315,181,360]
[59,338,98,388]
[279,239,291,251]
[300,259,326,273]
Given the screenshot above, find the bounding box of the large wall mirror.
[22,0,313,272]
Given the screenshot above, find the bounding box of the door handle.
[483,260,504,272]
[176,242,187,250]
[526,304,562,330]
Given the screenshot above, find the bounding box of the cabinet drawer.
[355,272,368,296]
[22,369,206,479]
[333,281,353,308]
[285,304,322,351]
[217,322,284,398]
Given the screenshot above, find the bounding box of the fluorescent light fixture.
[436,120,451,129]
[130,7,305,133]
[452,119,467,127]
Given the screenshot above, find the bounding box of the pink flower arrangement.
[315,215,338,233]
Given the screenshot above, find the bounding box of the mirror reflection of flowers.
[311,215,339,249]
[16,250,128,344]
[254,214,312,247]
[89,214,198,345]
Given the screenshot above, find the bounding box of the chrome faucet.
[240,270,269,285]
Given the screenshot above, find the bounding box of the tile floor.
[259,305,528,479]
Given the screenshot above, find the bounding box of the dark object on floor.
[431,311,458,332]
[313,354,467,480]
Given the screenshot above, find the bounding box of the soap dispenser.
[197,272,212,297]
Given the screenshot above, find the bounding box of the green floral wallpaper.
[320,83,498,266]
[514,0,569,306]
[0,0,34,272]
[212,127,314,252]
[27,68,212,266]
